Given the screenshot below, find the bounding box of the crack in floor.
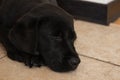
[79,53,120,67]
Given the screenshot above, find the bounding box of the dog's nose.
[69,57,80,68]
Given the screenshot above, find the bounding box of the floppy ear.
[8,3,73,55]
[8,16,39,55]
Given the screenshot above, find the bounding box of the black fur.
[0,0,80,72]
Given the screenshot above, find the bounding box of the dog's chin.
[48,64,78,72]
[47,60,80,72]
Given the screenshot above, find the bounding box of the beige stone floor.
[0,20,120,80]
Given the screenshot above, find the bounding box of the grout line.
[0,55,7,60]
[79,54,120,67]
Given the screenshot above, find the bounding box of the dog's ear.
[8,4,73,55]
[8,16,39,55]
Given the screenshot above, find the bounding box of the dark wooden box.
[57,0,120,25]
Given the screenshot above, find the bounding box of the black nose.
[69,57,80,68]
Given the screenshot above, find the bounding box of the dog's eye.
[51,32,62,41]
[53,36,62,41]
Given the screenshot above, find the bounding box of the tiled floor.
[1,56,120,80]
[0,19,120,80]
[75,20,120,65]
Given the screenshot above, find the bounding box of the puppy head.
[8,4,80,72]
[37,16,80,72]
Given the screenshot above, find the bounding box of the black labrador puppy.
[0,0,80,72]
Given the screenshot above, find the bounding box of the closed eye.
[50,31,63,41]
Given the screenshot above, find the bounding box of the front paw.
[25,56,43,68]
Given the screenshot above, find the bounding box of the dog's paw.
[7,50,43,68]
[25,56,43,68]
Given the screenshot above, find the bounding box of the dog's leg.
[29,55,44,67]
[3,38,43,67]
[24,54,44,68]
[7,49,44,68]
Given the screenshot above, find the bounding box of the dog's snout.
[69,57,80,68]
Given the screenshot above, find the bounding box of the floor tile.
[74,20,120,65]
[0,56,120,80]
